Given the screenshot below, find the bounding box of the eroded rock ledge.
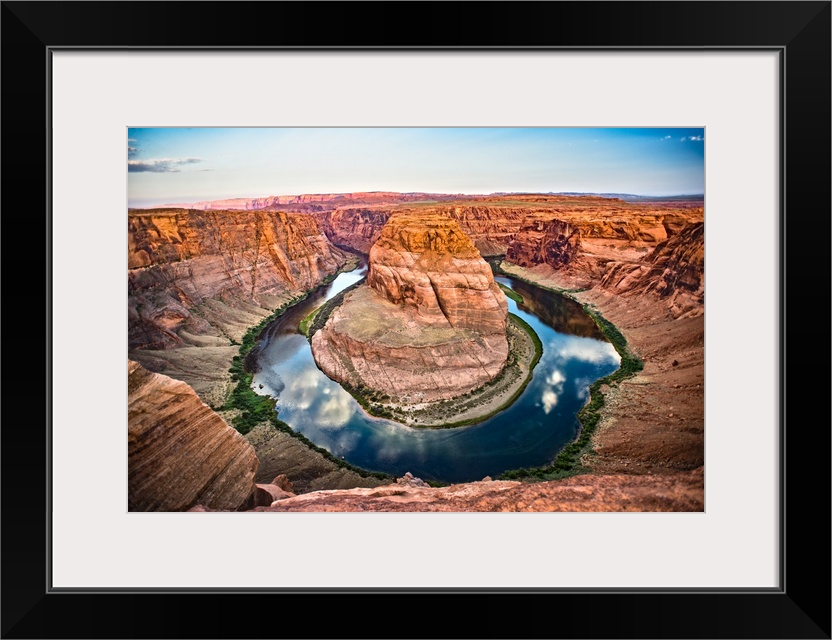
[311,213,509,404]
[252,469,704,512]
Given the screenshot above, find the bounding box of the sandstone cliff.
[441,206,549,256]
[128,360,258,511]
[315,208,392,254]
[367,213,508,332]
[315,199,701,264]
[317,205,552,257]
[505,219,581,269]
[128,209,348,350]
[600,222,704,318]
[312,213,509,403]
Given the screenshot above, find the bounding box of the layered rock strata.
[366,213,508,332]
[128,360,258,511]
[129,209,348,350]
[315,199,702,266]
[316,208,392,254]
[599,222,704,318]
[312,213,509,403]
[505,219,581,269]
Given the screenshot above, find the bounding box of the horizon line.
[130,190,706,209]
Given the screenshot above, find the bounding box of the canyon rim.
[127,127,705,512]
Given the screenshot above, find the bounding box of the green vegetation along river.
[250,264,620,483]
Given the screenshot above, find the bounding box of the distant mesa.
[311,212,509,404]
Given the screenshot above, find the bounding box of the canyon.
[127,192,704,511]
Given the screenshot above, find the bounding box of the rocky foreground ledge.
[130,359,703,513]
[246,470,704,512]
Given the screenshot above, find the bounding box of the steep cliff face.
[315,208,392,253]
[439,206,547,256]
[312,213,509,403]
[600,222,704,317]
[315,201,700,264]
[317,205,550,257]
[505,219,581,269]
[128,209,348,349]
[367,213,508,333]
[128,361,258,511]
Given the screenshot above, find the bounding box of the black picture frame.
[2,2,829,638]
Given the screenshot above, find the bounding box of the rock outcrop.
[311,213,509,403]
[366,213,508,333]
[600,222,704,317]
[252,469,704,512]
[128,209,348,350]
[505,219,581,269]
[315,208,392,254]
[441,206,548,256]
[128,361,258,511]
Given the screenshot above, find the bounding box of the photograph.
[3,0,827,634]
[127,126,705,512]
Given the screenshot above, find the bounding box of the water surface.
[251,265,620,483]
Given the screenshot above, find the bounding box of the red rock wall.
[600,222,704,317]
[366,213,508,333]
[128,209,347,349]
[505,219,581,269]
[128,361,258,511]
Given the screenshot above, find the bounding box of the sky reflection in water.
[252,270,620,483]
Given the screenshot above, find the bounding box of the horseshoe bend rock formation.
[128,360,258,511]
[311,213,509,403]
[367,213,508,332]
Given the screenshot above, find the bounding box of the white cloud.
[546,369,566,386]
[688,135,704,141]
[573,376,593,400]
[540,368,567,414]
[550,340,620,366]
[541,389,559,414]
[128,157,202,173]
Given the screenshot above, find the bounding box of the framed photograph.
[3,2,829,638]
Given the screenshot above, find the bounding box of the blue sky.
[127,127,704,207]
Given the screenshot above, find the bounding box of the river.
[250,264,620,483]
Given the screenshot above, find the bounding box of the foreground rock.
[244,424,390,494]
[252,469,704,512]
[311,213,509,403]
[128,361,258,511]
